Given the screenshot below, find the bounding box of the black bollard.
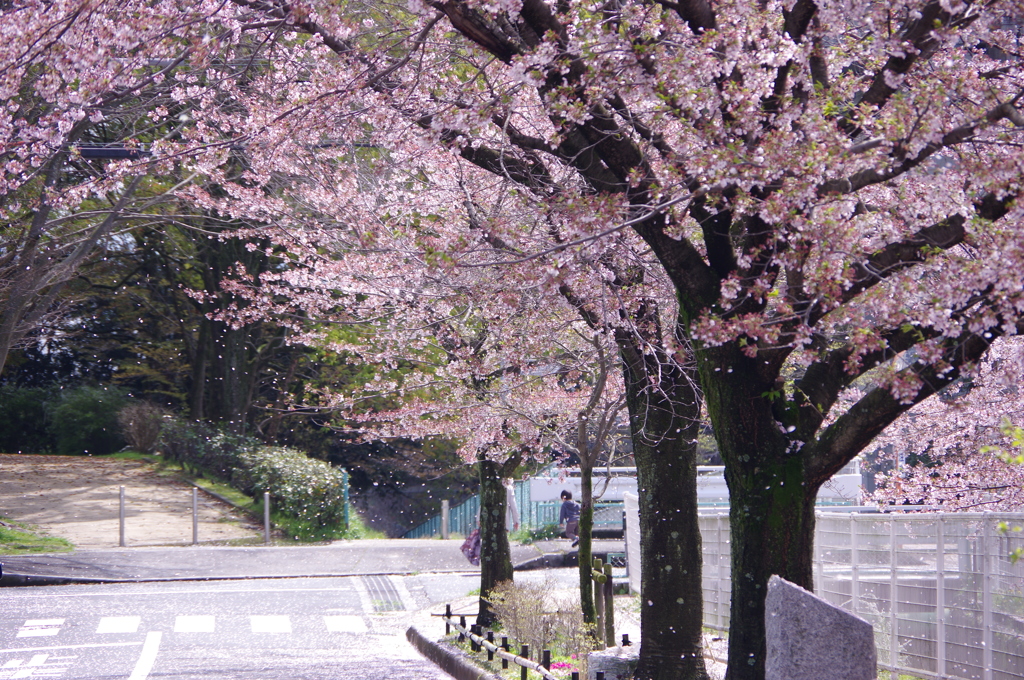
[445,604,451,635]
[487,631,494,661]
[521,645,529,680]
[502,636,509,669]
[459,616,466,642]
[622,633,631,646]
[542,649,551,670]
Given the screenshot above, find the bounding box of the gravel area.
[0,454,261,550]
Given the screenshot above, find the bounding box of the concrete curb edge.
[406,625,501,680]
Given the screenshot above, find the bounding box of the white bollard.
[119,486,126,547]
[192,487,198,545]
[264,491,271,545]
[441,500,450,539]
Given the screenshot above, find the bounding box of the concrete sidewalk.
[0,538,625,586]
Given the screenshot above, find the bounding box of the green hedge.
[159,420,348,538]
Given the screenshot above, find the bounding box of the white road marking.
[0,652,74,679]
[16,622,63,639]
[0,644,139,655]
[173,616,214,633]
[389,576,417,611]
[323,616,367,633]
[350,576,374,614]
[249,616,290,634]
[127,632,161,680]
[0,587,353,600]
[96,617,140,634]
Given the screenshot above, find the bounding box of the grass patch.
[510,523,563,545]
[0,517,74,555]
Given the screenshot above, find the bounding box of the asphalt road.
[0,575,477,680]
[0,570,585,680]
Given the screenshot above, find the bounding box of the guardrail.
[440,605,562,680]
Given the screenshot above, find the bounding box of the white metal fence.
[695,512,1024,680]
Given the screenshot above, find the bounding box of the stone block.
[588,644,639,680]
[765,574,876,680]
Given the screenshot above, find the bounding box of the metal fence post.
[342,469,350,531]
[936,514,946,679]
[889,518,898,680]
[442,500,450,540]
[850,514,859,614]
[119,486,126,547]
[593,558,606,649]
[192,487,198,545]
[264,491,271,545]
[603,563,615,647]
[983,518,993,680]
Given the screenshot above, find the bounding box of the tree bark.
[621,338,709,680]
[476,453,515,627]
[697,345,819,680]
[578,460,596,627]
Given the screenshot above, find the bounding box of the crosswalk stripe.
[249,616,290,634]
[96,617,140,634]
[173,616,215,633]
[16,621,63,638]
[323,616,367,633]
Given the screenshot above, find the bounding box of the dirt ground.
[0,454,262,550]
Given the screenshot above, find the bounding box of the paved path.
[0,538,624,585]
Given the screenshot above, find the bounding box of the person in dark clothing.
[559,490,580,547]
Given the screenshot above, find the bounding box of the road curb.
[513,553,568,570]
[0,572,115,587]
[0,569,482,587]
[406,625,501,680]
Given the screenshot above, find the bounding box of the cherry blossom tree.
[59,0,1024,678]
[871,336,1024,511]
[0,0,257,378]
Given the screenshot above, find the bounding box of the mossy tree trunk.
[696,345,820,680]
[476,451,519,627]
[578,459,595,627]
[620,333,709,680]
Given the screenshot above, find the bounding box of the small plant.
[117,401,169,454]
[486,578,596,677]
[510,523,563,545]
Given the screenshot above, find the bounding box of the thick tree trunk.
[723,463,816,680]
[477,454,513,627]
[621,341,709,680]
[697,345,819,680]
[578,462,596,627]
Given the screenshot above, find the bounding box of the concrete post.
[119,486,126,547]
[441,500,450,539]
[264,491,271,545]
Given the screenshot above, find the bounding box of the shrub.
[0,386,55,454]
[48,386,126,456]
[237,445,350,539]
[158,418,255,478]
[487,578,595,674]
[158,418,349,540]
[117,401,169,454]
